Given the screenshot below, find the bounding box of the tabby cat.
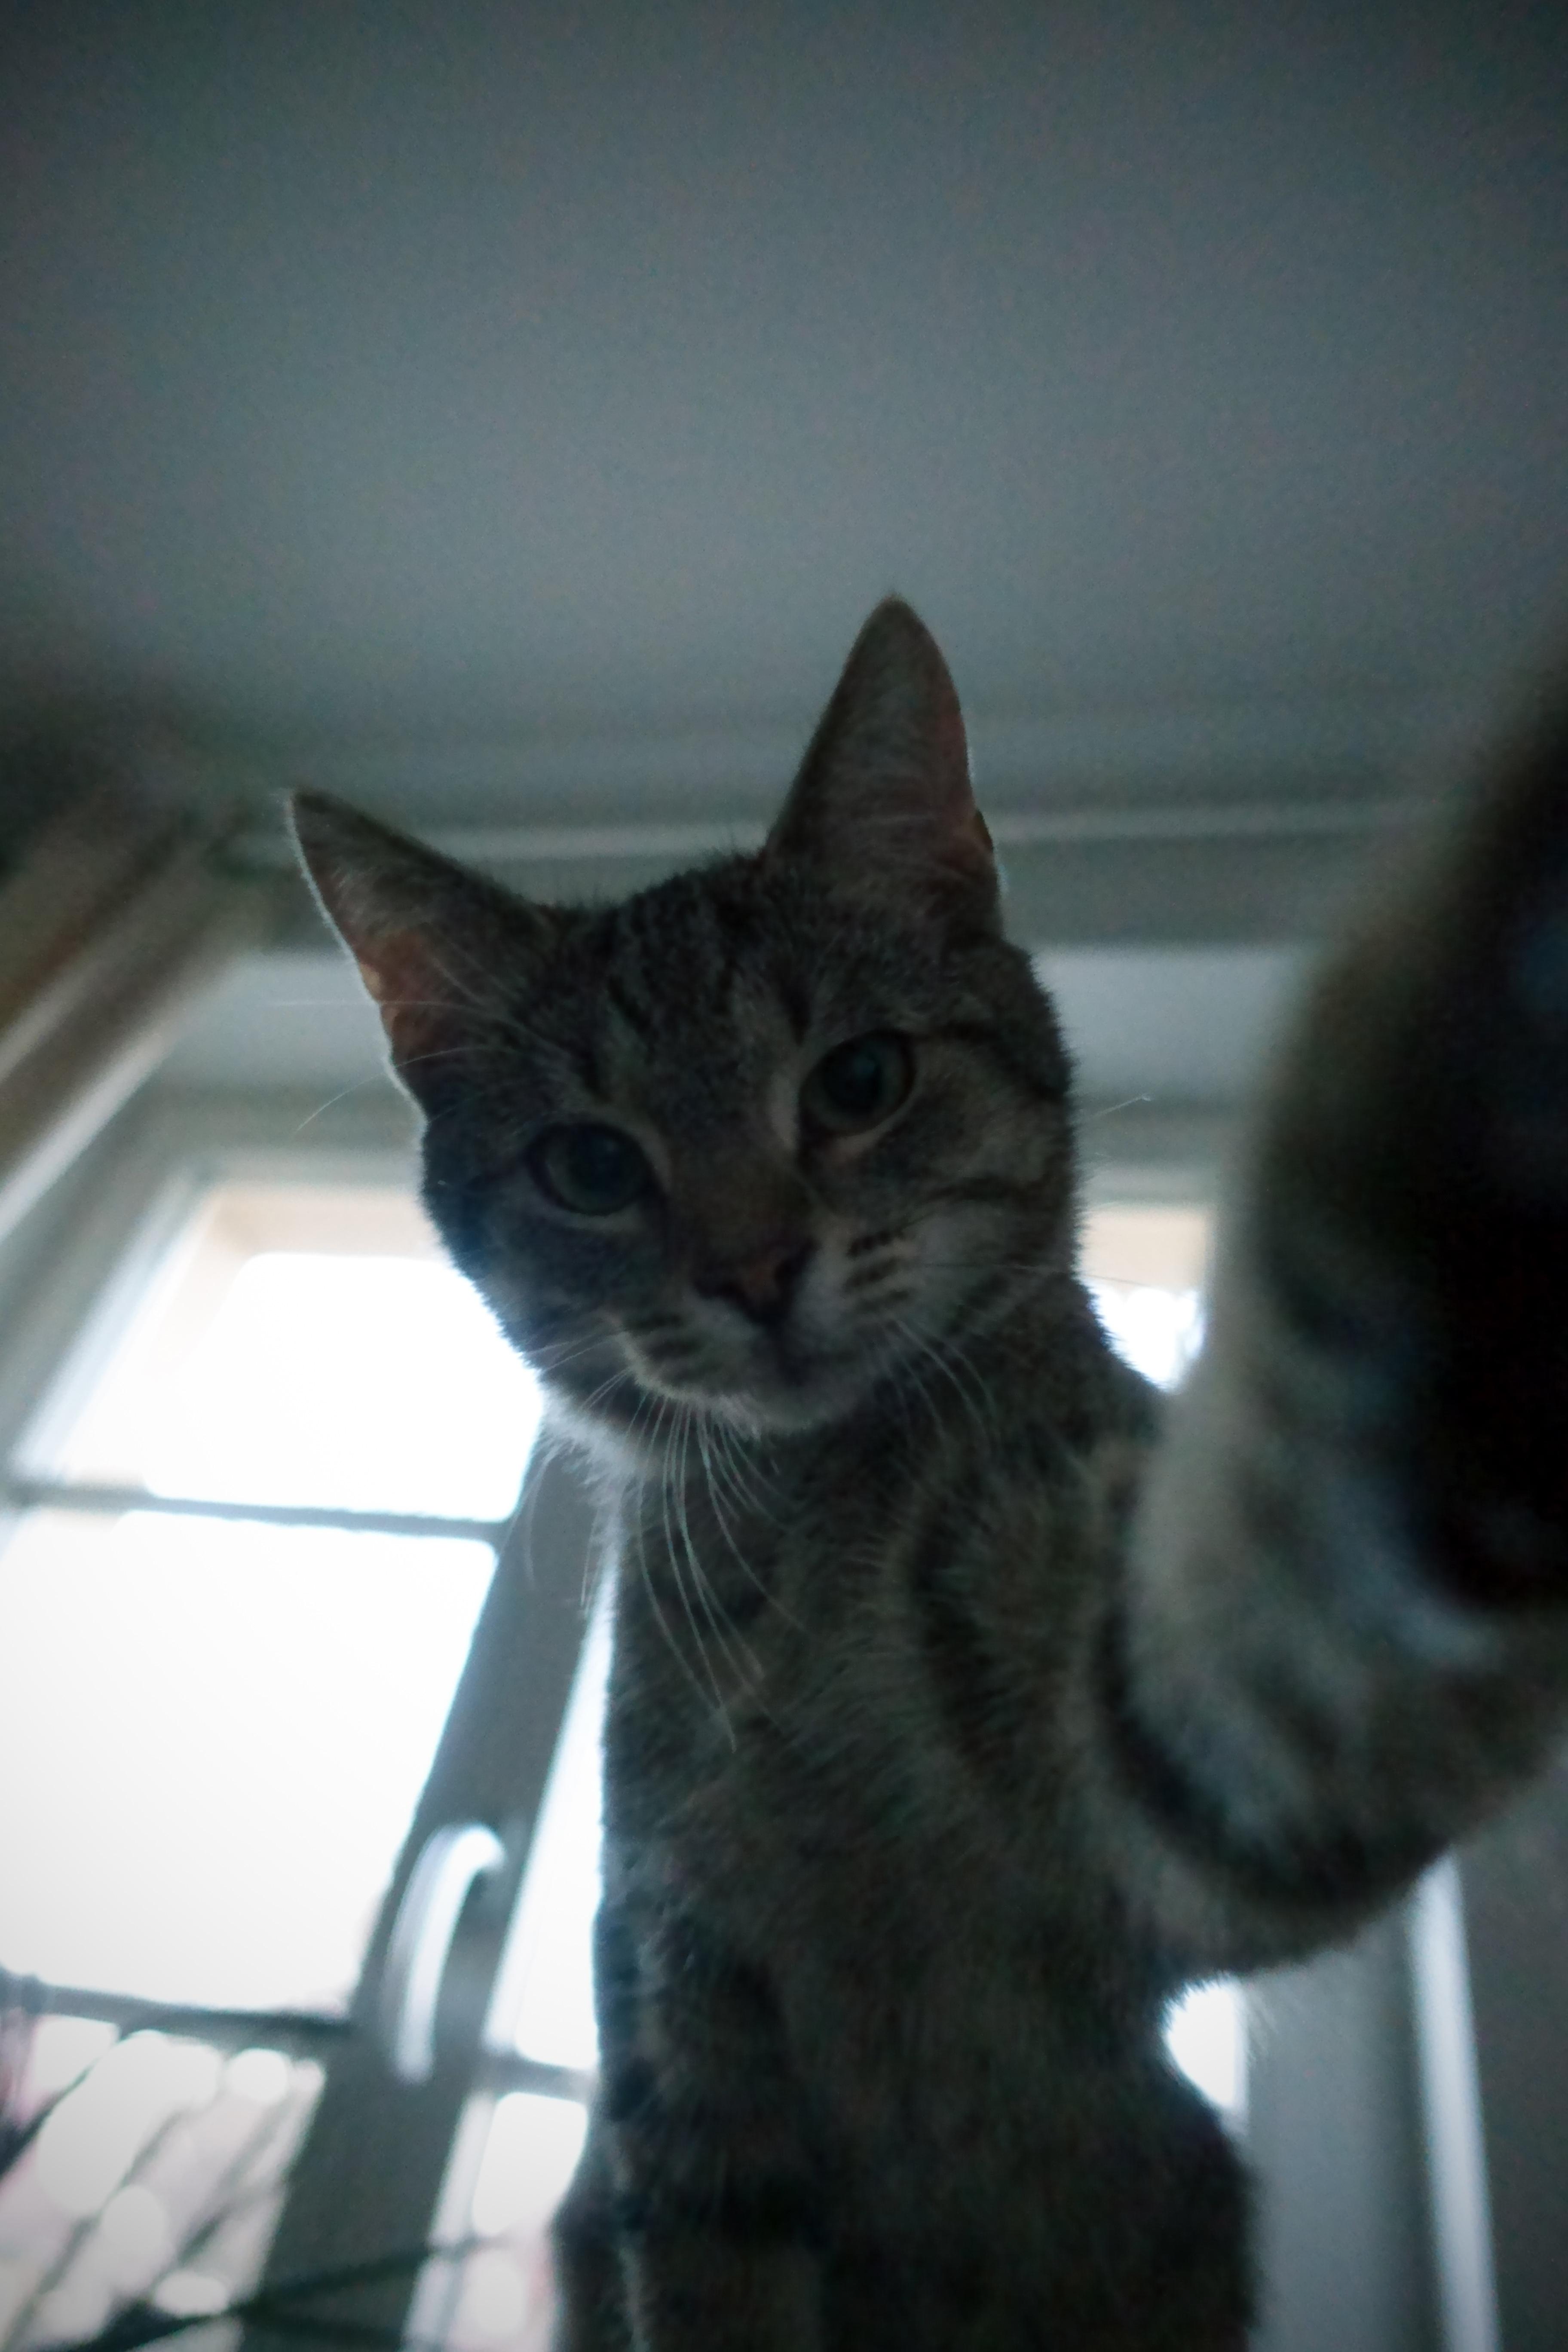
[292,601,1568,2350]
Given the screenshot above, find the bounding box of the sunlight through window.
[1,1180,543,2008]
[1164,1981,1247,2123]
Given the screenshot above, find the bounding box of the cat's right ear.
[288,791,554,1103]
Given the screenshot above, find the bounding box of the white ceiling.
[4,5,1567,1097]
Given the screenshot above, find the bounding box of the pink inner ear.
[354,926,453,1067]
[910,693,994,894]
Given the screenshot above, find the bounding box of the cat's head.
[291,600,1073,1449]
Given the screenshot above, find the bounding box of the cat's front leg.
[574,1893,825,2352]
[1100,681,1568,1962]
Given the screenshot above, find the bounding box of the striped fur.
[293,600,1568,2350]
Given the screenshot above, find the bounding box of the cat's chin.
[661,1319,965,1436]
[644,1357,889,1443]
[709,1379,862,1437]
[540,1359,855,1464]
[544,1314,934,1451]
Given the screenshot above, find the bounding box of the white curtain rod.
[236,791,1435,871]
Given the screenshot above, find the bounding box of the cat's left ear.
[765,598,999,932]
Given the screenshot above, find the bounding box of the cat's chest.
[604,1591,1133,2042]
[602,1439,1113,1921]
[597,1455,1193,2287]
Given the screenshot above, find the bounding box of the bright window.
[1081,1203,1209,1390]
[1082,1202,1245,2125]
[2,1180,540,2011]
[0,1172,544,2349]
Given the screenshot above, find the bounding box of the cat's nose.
[705,1240,813,1326]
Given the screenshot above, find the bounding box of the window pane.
[1081,1203,1210,1390]
[1081,1207,1243,2113]
[1086,1279,1204,1390]
[34,1184,540,1520]
[434,2093,588,2352]
[488,1593,612,2074]
[0,1510,493,2008]
[0,2022,324,2352]
[1164,1981,1247,2124]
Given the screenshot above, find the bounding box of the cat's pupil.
[826,1043,887,1112]
[533,1123,649,1213]
[805,1032,912,1132]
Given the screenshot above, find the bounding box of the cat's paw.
[1443,718,1568,1599]
[1265,680,1568,1609]
[1474,762,1568,1209]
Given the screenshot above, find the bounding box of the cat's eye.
[530,1123,652,1214]
[801,1031,914,1136]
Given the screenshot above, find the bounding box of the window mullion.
[241,1448,600,2352]
[0,1972,349,2062]
[1,1475,506,1547]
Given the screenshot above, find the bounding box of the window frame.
[6,1080,1529,2352]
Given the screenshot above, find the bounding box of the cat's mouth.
[732,1323,845,1420]
[618,1308,894,1434]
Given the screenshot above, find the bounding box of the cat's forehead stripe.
[605,871,766,1035]
[604,971,655,1042]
